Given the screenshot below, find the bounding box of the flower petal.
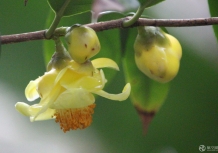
[25,77,41,101]
[74,76,103,91]
[93,83,131,101]
[62,69,106,92]
[92,58,119,71]
[37,69,59,99]
[32,108,55,121]
[100,69,107,85]
[15,102,54,122]
[29,100,50,122]
[52,88,95,109]
[15,102,31,116]
[55,66,69,84]
[30,83,63,121]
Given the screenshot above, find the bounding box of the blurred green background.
[0,1,218,153]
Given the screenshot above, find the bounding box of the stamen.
[54,104,96,132]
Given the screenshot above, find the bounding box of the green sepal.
[135,26,169,52]
[47,38,71,71]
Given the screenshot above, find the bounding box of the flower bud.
[65,25,101,64]
[134,26,182,83]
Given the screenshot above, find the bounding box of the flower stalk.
[45,0,71,39]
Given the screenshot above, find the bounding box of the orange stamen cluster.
[54,104,96,132]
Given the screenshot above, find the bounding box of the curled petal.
[15,102,45,121]
[15,102,32,116]
[99,69,107,88]
[93,83,131,101]
[92,58,119,71]
[52,88,95,109]
[15,102,55,121]
[25,77,41,101]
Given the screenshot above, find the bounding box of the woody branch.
[1,17,218,45]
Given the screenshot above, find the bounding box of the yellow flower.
[15,58,131,132]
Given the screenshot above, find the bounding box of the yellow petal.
[31,83,64,121]
[62,70,106,92]
[15,102,54,122]
[37,69,59,98]
[100,69,107,85]
[32,108,55,121]
[55,66,69,84]
[92,58,119,71]
[60,70,86,87]
[52,88,95,109]
[25,77,41,101]
[74,76,103,91]
[15,102,31,116]
[93,83,131,101]
[15,102,48,121]
[29,102,49,122]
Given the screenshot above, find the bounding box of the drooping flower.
[15,58,131,132]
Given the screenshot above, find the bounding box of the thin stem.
[53,36,66,54]
[2,17,218,44]
[45,0,71,39]
[122,0,152,27]
[122,7,144,27]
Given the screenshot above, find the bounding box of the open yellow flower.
[15,58,131,132]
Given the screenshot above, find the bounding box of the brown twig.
[1,17,218,45]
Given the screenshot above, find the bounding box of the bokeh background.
[0,0,218,153]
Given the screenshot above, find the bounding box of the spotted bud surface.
[134,26,182,83]
[65,25,101,64]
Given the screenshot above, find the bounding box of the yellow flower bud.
[134,26,182,83]
[65,25,101,64]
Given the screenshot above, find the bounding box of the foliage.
[48,0,91,16]
[208,0,218,42]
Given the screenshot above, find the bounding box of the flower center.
[54,104,96,132]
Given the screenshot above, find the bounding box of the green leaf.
[121,28,169,133]
[98,11,125,21]
[47,0,91,16]
[208,0,218,42]
[138,0,165,8]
